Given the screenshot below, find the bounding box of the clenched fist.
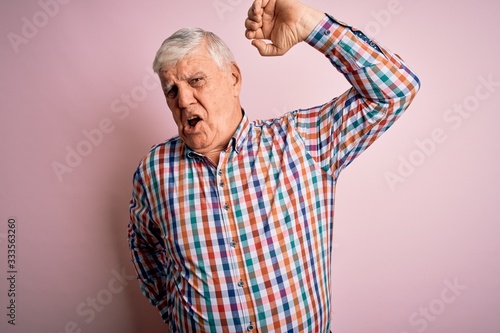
[244,0,324,56]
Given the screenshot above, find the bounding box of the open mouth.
[187,116,201,128]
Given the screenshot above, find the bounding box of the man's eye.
[190,78,203,86]
[165,86,177,98]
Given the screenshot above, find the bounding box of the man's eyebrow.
[162,71,209,92]
[187,71,207,80]
[163,71,207,88]
[163,82,172,92]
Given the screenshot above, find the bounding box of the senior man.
[128,0,420,332]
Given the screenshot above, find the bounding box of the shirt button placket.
[217,157,250,328]
[217,162,246,325]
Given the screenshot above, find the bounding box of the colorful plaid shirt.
[128,15,420,333]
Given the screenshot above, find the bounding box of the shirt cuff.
[305,14,383,55]
[305,14,344,55]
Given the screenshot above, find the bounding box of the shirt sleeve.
[293,14,421,179]
[128,167,170,322]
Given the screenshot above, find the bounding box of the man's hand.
[244,0,324,56]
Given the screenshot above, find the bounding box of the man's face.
[160,43,242,157]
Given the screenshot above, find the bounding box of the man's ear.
[229,62,242,96]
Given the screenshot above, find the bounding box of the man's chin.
[182,136,209,153]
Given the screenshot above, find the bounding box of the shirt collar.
[231,110,249,154]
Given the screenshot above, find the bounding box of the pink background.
[1,0,499,332]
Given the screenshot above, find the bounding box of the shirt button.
[218,170,223,175]
[237,280,245,288]
[219,181,224,187]
[224,204,229,211]
[247,324,254,331]
[230,240,236,248]
[324,29,331,36]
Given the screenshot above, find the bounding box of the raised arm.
[245,0,421,176]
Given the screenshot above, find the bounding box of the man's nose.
[177,86,195,109]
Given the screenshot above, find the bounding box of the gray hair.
[152,27,235,74]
